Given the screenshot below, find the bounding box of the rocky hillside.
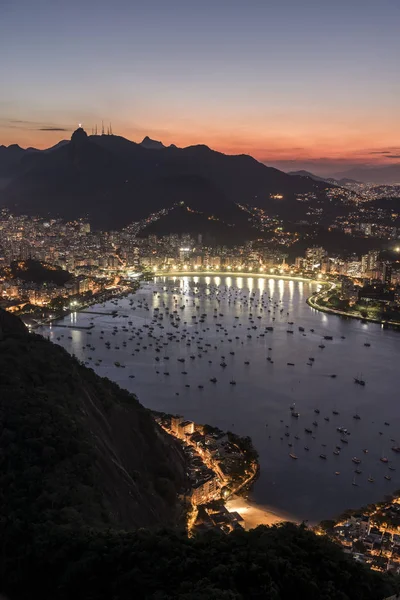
[0,309,187,531]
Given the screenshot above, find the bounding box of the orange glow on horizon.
[2,116,400,169]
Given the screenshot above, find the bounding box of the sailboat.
[380,451,389,464]
[354,373,366,386]
[368,475,374,483]
[352,476,358,486]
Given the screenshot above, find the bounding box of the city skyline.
[1,0,399,175]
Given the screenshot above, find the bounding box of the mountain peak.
[71,127,88,143]
[288,170,327,182]
[140,136,165,150]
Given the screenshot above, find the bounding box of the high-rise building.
[321,258,331,274]
[383,262,392,286]
[341,276,359,304]
[305,246,327,270]
[345,261,361,277]
[295,257,305,269]
[170,416,183,435]
[179,420,194,436]
[361,250,379,275]
[190,474,219,505]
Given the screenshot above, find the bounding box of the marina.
[41,275,400,523]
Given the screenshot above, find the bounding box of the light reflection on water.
[43,275,400,522]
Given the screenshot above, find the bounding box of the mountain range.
[331,164,400,185]
[0,129,330,230]
[289,165,400,186]
[288,170,360,186]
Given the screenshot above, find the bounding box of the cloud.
[368,147,400,156]
[0,118,70,132]
[39,127,69,131]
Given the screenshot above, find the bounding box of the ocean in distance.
[41,275,400,523]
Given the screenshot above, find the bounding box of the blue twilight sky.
[0,0,399,174]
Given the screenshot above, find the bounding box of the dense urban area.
[1,188,400,583]
[317,493,400,575]
[154,413,259,534]
[0,203,399,327]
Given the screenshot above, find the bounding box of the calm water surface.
[41,276,400,522]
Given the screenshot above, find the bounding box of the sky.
[0,0,399,176]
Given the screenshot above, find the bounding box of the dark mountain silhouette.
[332,164,400,184]
[4,259,71,285]
[140,202,257,245]
[43,139,69,153]
[0,128,332,229]
[289,170,361,186]
[140,135,166,150]
[326,177,360,185]
[0,141,69,189]
[0,143,29,187]
[288,169,328,182]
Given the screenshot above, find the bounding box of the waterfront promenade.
[155,268,400,328]
[307,283,400,328]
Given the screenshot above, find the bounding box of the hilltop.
[2,259,72,285]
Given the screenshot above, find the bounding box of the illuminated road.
[308,285,400,327]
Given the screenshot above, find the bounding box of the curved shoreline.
[307,284,400,329]
[154,270,400,329]
[155,270,324,284]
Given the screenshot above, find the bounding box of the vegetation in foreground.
[2,523,397,600]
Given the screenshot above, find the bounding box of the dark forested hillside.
[2,522,397,600]
[0,310,187,533]
[4,259,71,285]
[0,309,397,600]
